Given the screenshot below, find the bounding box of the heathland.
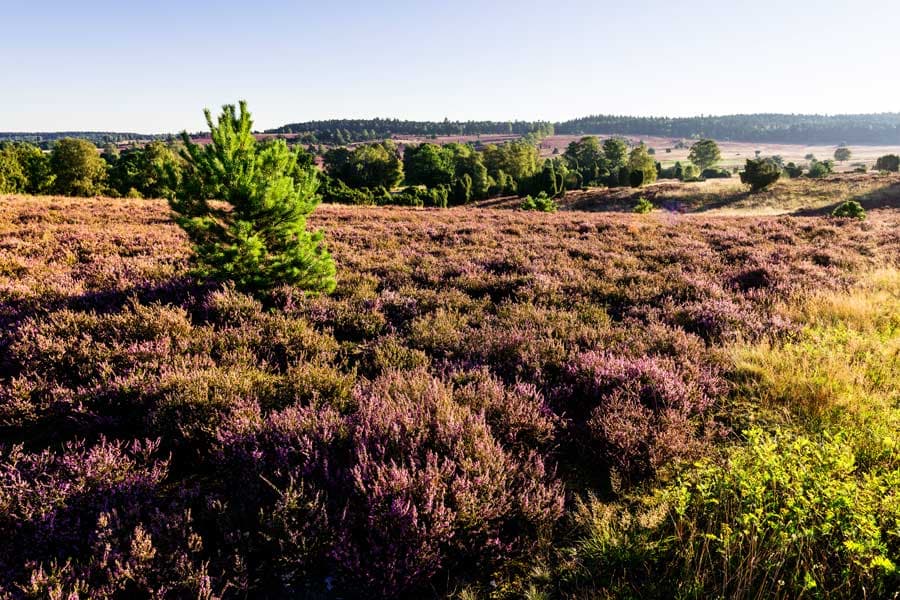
[1,104,899,598]
[0,186,898,598]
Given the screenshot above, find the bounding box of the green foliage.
[109,141,183,199]
[834,145,852,163]
[687,139,721,171]
[627,143,657,187]
[0,144,27,193]
[784,162,804,178]
[452,172,473,205]
[324,141,403,189]
[668,428,899,597]
[384,185,450,208]
[808,159,835,178]
[740,157,781,192]
[519,191,558,212]
[680,163,701,182]
[602,137,628,171]
[874,154,900,172]
[563,136,609,186]
[831,200,866,219]
[0,142,54,194]
[483,140,540,184]
[524,158,567,198]
[700,167,731,179]
[402,143,454,188]
[49,138,107,196]
[170,101,336,295]
[633,196,653,214]
[447,144,490,198]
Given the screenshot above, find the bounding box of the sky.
[2,0,899,132]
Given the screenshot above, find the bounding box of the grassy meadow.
[0,188,898,598]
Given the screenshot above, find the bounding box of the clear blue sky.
[2,0,898,132]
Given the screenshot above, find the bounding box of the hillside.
[1,195,898,597]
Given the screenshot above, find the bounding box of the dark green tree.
[403,143,454,188]
[875,154,899,172]
[563,136,608,186]
[0,144,26,193]
[833,146,852,163]
[602,137,629,171]
[740,158,781,192]
[14,143,54,194]
[324,141,403,189]
[171,101,336,294]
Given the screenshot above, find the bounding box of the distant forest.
[0,131,169,149]
[556,114,900,145]
[268,114,900,145]
[266,119,555,144]
[5,113,900,146]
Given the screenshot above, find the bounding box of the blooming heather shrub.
[452,369,559,451]
[1,197,898,597]
[563,352,721,478]
[0,439,219,598]
[10,302,193,388]
[366,334,431,375]
[340,372,564,594]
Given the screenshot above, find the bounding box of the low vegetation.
[0,190,897,597]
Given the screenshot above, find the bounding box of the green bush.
[700,167,731,179]
[739,158,781,192]
[667,429,899,597]
[784,162,804,178]
[633,197,653,214]
[808,159,835,178]
[520,192,558,212]
[831,200,866,219]
[874,154,900,172]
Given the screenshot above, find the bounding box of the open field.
[1,194,898,598]
[562,171,900,214]
[479,171,900,215]
[537,134,900,171]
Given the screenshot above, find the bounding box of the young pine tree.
[171,101,336,294]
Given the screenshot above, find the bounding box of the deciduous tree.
[688,139,721,171]
[50,138,107,196]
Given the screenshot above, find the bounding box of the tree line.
[266,113,900,145]
[557,113,900,145]
[3,132,899,204]
[266,118,555,144]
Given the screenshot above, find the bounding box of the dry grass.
[555,172,900,215]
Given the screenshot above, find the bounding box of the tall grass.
[563,269,900,599]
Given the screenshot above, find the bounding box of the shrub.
[633,197,653,214]
[171,101,337,295]
[680,163,701,182]
[808,159,835,178]
[831,200,866,219]
[667,429,900,598]
[700,167,731,179]
[629,169,645,187]
[874,154,900,172]
[739,158,781,192]
[784,162,804,178]
[520,192,558,212]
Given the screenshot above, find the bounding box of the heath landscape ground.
[1,182,898,598]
